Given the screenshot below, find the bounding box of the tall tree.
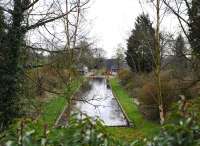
[76,41,95,69]
[0,0,24,130]
[0,9,5,34]
[0,0,90,130]
[115,45,125,69]
[162,0,200,58]
[173,34,187,70]
[189,0,200,57]
[93,48,106,69]
[155,0,164,125]
[0,9,6,53]
[126,14,155,72]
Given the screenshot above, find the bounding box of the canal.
[72,77,129,126]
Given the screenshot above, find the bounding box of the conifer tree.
[126,14,155,72]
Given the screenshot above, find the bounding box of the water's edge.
[55,77,131,127]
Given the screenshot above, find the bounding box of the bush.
[136,71,181,121]
[3,115,200,146]
[139,105,159,121]
[167,96,200,124]
[118,69,150,98]
[118,70,177,120]
[2,117,127,146]
[117,69,200,121]
[118,69,133,86]
[183,81,200,99]
[26,65,79,98]
[147,118,200,146]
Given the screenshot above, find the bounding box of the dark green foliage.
[0,9,5,34]
[0,9,6,59]
[0,9,6,56]
[189,0,200,57]
[0,0,25,131]
[174,35,185,58]
[126,14,155,73]
[2,117,127,146]
[147,118,200,146]
[173,34,187,70]
[3,114,200,146]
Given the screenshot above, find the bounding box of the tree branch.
[162,0,190,26]
[25,6,76,31]
[23,0,40,11]
[0,6,12,14]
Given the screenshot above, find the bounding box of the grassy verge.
[0,77,84,142]
[108,78,160,141]
[27,77,83,135]
[42,78,82,124]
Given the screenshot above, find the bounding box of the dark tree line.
[125,0,200,124]
[126,0,200,74]
[173,34,187,70]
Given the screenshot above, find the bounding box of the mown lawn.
[108,78,160,142]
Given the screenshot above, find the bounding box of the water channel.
[72,77,129,126]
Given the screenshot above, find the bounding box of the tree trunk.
[155,0,165,125]
[0,0,24,129]
[159,105,165,125]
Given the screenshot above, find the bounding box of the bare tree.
[141,0,168,124]
[161,0,190,39]
[0,0,91,130]
[161,0,200,94]
[114,45,125,70]
[155,0,165,125]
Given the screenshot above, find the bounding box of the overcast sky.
[86,0,180,58]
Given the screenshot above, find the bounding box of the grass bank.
[0,77,84,142]
[41,79,82,124]
[27,77,83,135]
[108,78,160,141]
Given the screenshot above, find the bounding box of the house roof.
[105,59,118,70]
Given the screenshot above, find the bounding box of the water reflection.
[72,78,128,126]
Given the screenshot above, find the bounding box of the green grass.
[39,95,66,126]
[108,78,160,141]
[28,78,83,135]
[42,78,82,124]
[3,77,84,140]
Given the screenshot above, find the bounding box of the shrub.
[26,65,78,98]
[138,82,159,121]
[137,71,181,121]
[3,115,200,146]
[147,118,200,146]
[183,82,200,99]
[118,69,133,86]
[117,69,198,121]
[2,117,127,146]
[118,69,150,98]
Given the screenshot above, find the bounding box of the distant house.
[105,59,129,75]
[105,59,118,75]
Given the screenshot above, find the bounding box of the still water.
[72,78,128,126]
